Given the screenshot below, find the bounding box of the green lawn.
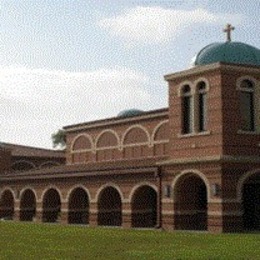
[0,222,259,260]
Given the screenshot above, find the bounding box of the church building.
[0,25,260,232]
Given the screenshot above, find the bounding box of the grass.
[0,222,259,259]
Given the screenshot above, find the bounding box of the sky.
[0,0,259,149]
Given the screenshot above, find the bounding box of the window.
[181,85,193,134]
[197,82,207,132]
[239,80,255,132]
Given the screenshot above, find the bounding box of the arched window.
[181,85,193,134]
[239,80,255,132]
[197,81,207,132]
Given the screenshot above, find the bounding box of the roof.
[0,157,164,180]
[64,107,169,132]
[0,142,65,158]
[194,42,260,66]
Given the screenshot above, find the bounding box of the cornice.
[164,62,260,81]
[157,155,260,166]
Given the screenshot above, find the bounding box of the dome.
[117,109,144,118]
[194,42,260,66]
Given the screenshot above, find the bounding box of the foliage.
[0,222,259,259]
[51,129,66,148]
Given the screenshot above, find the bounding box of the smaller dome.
[194,42,260,66]
[117,109,144,118]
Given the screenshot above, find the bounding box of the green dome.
[117,109,144,118]
[194,42,260,66]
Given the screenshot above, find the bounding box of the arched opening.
[20,189,36,221]
[12,161,35,172]
[68,188,89,224]
[174,173,208,230]
[71,134,93,164]
[96,131,119,161]
[242,173,260,231]
[42,189,61,223]
[153,122,169,156]
[97,187,122,226]
[123,126,150,159]
[0,190,15,220]
[131,185,157,228]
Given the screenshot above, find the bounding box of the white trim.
[39,161,60,169]
[70,133,94,152]
[40,186,63,202]
[94,183,124,203]
[122,124,151,147]
[19,187,38,201]
[0,187,16,201]
[12,160,36,170]
[171,169,211,202]
[95,129,120,150]
[177,81,193,97]
[236,75,258,91]
[194,77,210,92]
[128,182,158,202]
[237,169,260,201]
[65,185,91,202]
[151,120,169,145]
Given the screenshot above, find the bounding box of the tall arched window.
[197,81,207,132]
[181,85,193,134]
[239,80,255,132]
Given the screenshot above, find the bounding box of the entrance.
[243,174,260,231]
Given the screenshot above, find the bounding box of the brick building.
[0,30,259,232]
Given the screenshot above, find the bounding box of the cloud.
[0,65,154,148]
[99,6,243,45]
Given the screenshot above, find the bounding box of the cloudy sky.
[0,0,259,148]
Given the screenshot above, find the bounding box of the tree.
[52,129,66,149]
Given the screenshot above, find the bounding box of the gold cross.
[223,24,235,42]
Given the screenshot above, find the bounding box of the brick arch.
[67,186,90,225]
[172,170,208,231]
[95,183,124,202]
[0,188,15,220]
[237,169,260,201]
[40,186,63,202]
[122,125,151,159]
[71,134,93,151]
[177,81,194,97]
[0,187,16,201]
[42,187,62,223]
[152,120,169,157]
[71,134,94,164]
[130,184,158,228]
[95,130,120,149]
[194,77,210,92]
[172,169,211,202]
[152,120,169,142]
[122,125,150,146]
[129,182,158,202]
[95,130,120,162]
[66,185,91,202]
[12,160,36,172]
[19,187,38,201]
[19,188,37,221]
[39,161,60,169]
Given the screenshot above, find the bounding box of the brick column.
[89,202,98,226]
[13,200,20,221]
[207,201,223,233]
[60,201,68,224]
[35,201,43,222]
[161,199,174,230]
[122,202,131,228]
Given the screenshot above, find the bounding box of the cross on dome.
[223,24,235,42]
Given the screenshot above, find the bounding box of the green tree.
[52,129,66,148]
